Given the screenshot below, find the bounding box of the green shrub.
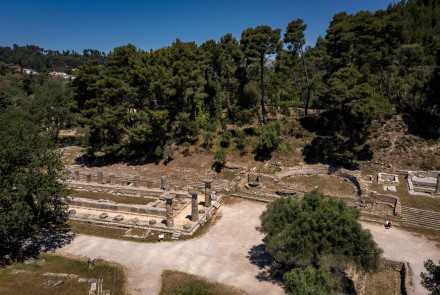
[214,147,227,170]
[220,131,232,148]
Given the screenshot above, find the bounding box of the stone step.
[402,218,440,228]
[401,206,440,230]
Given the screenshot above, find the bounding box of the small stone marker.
[90,282,97,292]
[149,219,156,225]
[99,213,108,219]
[132,218,139,224]
[87,258,95,269]
[158,234,164,240]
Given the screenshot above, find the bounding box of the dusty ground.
[57,200,284,295]
[57,199,440,295]
[363,223,440,295]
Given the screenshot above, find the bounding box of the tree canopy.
[259,190,382,292]
[421,259,440,295]
[0,108,69,261]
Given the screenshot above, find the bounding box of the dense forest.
[1,0,439,168]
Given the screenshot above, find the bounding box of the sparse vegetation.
[0,254,127,295]
[159,270,247,295]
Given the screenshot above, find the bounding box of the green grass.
[71,191,156,206]
[159,270,248,295]
[0,254,126,295]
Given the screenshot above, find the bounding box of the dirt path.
[57,200,284,295]
[57,200,440,295]
[362,223,440,295]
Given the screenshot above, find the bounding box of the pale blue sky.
[0,0,395,53]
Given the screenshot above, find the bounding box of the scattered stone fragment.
[149,219,156,225]
[99,213,108,219]
[183,224,192,230]
[113,215,124,221]
[52,280,64,287]
[24,258,35,265]
[36,259,46,266]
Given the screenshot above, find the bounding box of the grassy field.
[71,191,156,206]
[159,270,248,295]
[0,254,126,295]
[283,174,357,197]
[362,268,401,295]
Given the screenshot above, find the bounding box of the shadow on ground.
[26,229,75,255]
[247,244,285,285]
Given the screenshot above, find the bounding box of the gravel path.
[363,223,440,295]
[57,200,284,295]
[57,199,440,295]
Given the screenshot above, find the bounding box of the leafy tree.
[240,26,282,123]
[257,121,282,156]
[284,264,339,295]
[24,78,74,139]
[421,259,440,295]
[214,147,227,171]
[259,190,382,271]
[0,108,68,261]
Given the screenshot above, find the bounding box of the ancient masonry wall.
[276,164,364,196]
[69,198,167,217]
[381,259,414,295]
[367,192,402,217]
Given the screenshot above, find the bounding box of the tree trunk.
[300,48,311,116]
[226,77,232,117]
[260,53,267,124]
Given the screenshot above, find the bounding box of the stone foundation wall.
[67,182,166,198]
[69,198,167,217]
[333,170,362,196]
[366,192,401,216]
[380,259,414,295]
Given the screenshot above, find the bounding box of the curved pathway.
[57,199,440,295]
[57,200,284,295]
[363,223,440,295]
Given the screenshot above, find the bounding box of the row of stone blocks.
[70,170,232,192]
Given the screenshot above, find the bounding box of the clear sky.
[0,0,394,53]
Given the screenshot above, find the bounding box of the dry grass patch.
[0,254,126,295]
[362,268,401,295]
[71,191,156,206]
[68,221,127,240]
[283,175,357,196]
[159,270,248,295]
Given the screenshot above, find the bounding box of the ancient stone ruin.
[65,169,222,238]
[405,170,440,197]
